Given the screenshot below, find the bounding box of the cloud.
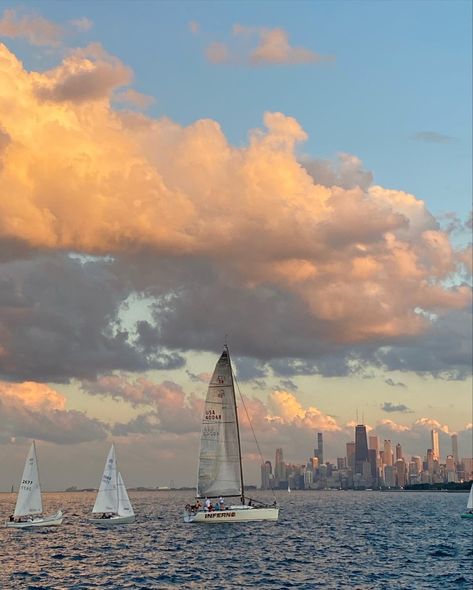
[35,43,133,103]
[0,254,183,382]
[381,402,413,414]
[384,378,407,388]
[205,25,333,66]
[0,8,63,47]
[188,21,200,34]
[113,87,154,110]
[0,42,470,381]
[412,131,456,144]
[0,381,108,444]
[69,17,93,33]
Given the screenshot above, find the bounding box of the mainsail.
[197,347,243,498]
[14,441,43,517]
[467,483,473,510]
[117,472,134,517]
[92,445,118,514]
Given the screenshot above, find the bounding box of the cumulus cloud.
[0,381,107,443]
[0,42,470,382]
[0,8,63,47]
[113,87,155,110]
[204,25,333,66]
[381,402,413,414]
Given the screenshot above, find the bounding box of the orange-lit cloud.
[0,41,470,381]
[0,8,63,46]
[0,380,107,443]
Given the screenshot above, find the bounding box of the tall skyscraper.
[369,435,379,452]
[275,448,286,483]
[383,440,393,466]
[314,432,324,465]
[261,461,273,490]
[431,429,440,461]
[355,424,369,475]
[451,434,459,464]
[346,442,356,470]
[396,443,403,461]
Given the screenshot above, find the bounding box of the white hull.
[5,510,63,528]
[88,514,135,526]
[184,506,279,523]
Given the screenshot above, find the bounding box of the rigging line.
[232,371,277,504]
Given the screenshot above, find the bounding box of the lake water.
[0,490,471,589]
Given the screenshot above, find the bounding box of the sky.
[0,1,471,491]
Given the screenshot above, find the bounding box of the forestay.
[117,472,134,517]
[14,442,43,517]
[93,445,118,514]
[197,348,242,498]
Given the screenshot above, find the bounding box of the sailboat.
[461,482,473,519]
[89,444,135,525]
[184,346,279,523]
[5,441,63,528]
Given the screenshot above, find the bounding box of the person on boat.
[205,498,211,511]
[248,499,252,507]
[8,515,13,522]
[218,496,225,509]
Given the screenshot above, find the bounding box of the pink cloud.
[0,8,63,47]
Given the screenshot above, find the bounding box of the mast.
[33,440,43,514]
[226,344,245,505]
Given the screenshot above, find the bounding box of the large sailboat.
[89,444,135,526]
[184,346,279,523]
[461,483,473,519]
[5,441,63,528]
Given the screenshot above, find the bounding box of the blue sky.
[4,0,472,216]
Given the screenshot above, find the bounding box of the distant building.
[369,434,379,452]
[396,443,403,461]
[355,424,369,475]
[261,460,273,490]
[383,440,393,466]
[395,459,407,488]
[431,429,440,461]
[314,432,324,465]
[337,457,347,470]
[451,434,459,465]
[346,442,356,471]
[384,465,396,487]
[275,448,286,484]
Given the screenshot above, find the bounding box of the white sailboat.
[184,346,279,523]
[461,483,473,519]
[89,444,135,525]
[5,441,63,528]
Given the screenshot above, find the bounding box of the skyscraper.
[383,440,393,466]
[261,461,273,490]
[275,448,286,483]
[451,433,459,465]
[369,435,379,452]
[396,443,403,461]
[431,429,440,461]
[355,424,369,475]
[315,432,324,465]
[346,442,356,470]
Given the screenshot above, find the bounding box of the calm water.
[0,490,471,589]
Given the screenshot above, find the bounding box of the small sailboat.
[461,483,473,519]
[288,483,291,494]
[5,441,63,528]
[89,444,135,526]
[184,345,279,523]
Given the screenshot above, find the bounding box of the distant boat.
[184,345,279,523]
[5,441,63,528]
[89,444,135,526]
[288,483,291,493]
[461,483,473,519]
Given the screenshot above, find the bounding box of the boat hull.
[461,512,473,519]
[183,506,279,523]
[4,510,63,528]
[88,514,135,526]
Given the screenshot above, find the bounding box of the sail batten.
[14,442,43,517]
[197,348,242,498]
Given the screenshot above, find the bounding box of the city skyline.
[0,1,471,490]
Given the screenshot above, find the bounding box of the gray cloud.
[412,131,456,144]
[381,402,413,414]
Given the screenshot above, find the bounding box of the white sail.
[117,472,134,517]
[467,483,473,510]
[92,445,118,514]
[14,442,43,517]
[197,347,242,498]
